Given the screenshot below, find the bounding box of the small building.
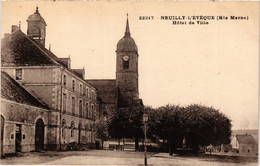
[1,71,50,154]
[231,134,258,155]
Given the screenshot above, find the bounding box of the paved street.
[1,150,258,165]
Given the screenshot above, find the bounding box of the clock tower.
[116,15,139,107]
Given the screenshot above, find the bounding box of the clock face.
[123,55,129,61]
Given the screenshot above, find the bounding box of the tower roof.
[117,15,138,52]
[26,7,47,26]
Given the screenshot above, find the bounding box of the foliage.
[108,108,131,140]
[96,118,109,142]
[107,103,231,154]
[107,106,145,148]
[147,104,232,153]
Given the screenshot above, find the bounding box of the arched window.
[79,122,82,130]
[71,121,75,137]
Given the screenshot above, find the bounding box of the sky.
[1,1,259,130]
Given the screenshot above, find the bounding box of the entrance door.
[78,123,82,144]
[15,124,21,152]
[35,119,44,151]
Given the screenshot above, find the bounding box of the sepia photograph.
[0,1,259,165]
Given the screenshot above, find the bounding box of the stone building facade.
[1,8,98,155]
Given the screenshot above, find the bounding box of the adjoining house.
[1,71,50,154]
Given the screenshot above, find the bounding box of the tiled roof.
[86,79,117,104]
[1,71,48,109]
[72,69,85,79]
[1,30,87,81]
[236,134,257,145]
[1,30,60,67]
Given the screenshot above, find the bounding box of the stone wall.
[1,99,49,154]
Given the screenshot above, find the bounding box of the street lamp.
[143,113,148,166]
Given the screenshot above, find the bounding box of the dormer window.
[16,69,22,80]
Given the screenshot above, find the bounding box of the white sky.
[1,1,259,130]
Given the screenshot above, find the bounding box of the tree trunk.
[168,139,177,156]
[118,139,120,145]
[192,144,199,155]
[135,137,139,151]
[168,139,173,156]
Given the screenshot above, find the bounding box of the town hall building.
[1,7,142,155]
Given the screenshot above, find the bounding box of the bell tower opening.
[26,7,47,46]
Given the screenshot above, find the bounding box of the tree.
[147,104,232,154]
[107,106,145,150]
[95,118,109,149]
[147,104,184,155]
[108,108,130,145]
[184,104,232,153]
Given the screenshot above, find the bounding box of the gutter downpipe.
[59,68,63,151]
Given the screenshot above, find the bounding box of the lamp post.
[143,113,148,166]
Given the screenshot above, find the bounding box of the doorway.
[15,124,21,152]
[35,119,44,151]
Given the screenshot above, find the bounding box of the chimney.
[11,25,19,33]
[4,33,11,39]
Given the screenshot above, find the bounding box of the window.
[86,88,89,98]
[72,97,75,115]
[72,80,75,91]
[80,84,83,95]
[63,75,66,86]
[85,103,89,118]
[123,61,129,69]
[79,100,83,117]
[93,106,96,120]
[91,91,95,99]
[63,93,67,113]
[83,86,86,96]
[16,69,22,80]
